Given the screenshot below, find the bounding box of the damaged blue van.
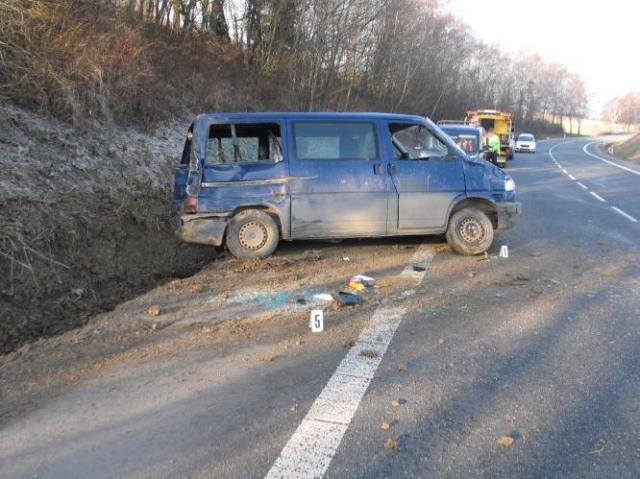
[173,113,521,258]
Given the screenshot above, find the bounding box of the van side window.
[293,122,377,160]
[390,123,448,160]
[206,123,282,164]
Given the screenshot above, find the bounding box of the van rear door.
[198,121,287,215]
[172,127,193,212]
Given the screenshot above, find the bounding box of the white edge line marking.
[561,168,569,174]
[265,246,434,478]
[583,142,640,176]
[611,206,639,223]
[568,174,576,180]
[589,191,606,202]
[576,181,588,189]
[401,244,436,284]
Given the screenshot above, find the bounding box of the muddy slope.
[0,104,214,354]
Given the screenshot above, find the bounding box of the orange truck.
[464,109,515,165]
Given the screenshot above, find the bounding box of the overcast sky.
[444,0,639,118]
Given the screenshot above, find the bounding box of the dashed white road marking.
[561,168,569,175]
[576,182,588,189]
[611,206,639,223]
[589,191,606,203]
[583,142,640,176]
[568,174,576,180]
[265,245,435,479]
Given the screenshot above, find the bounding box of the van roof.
[194,112,428,123]
[439,125,481,135]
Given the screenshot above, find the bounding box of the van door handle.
[387,163,396,175]
[373,163,382,175]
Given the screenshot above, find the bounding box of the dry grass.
[0,0,255,129]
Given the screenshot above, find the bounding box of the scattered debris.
[528,251,543,257]
[351,274,375,286]
[359,349,379,358]
[312,293,334,302]
[342,257,350,262]
[304,250,323,261]
[397,363,408,372]
[384,438,397,449]
[390,399,401,408]
[147,305,161,317]
[495,292,505,298]
[497,435,514,447]
[380,421,390,431]
[529,287,543,298]
[437,338,446,346]
[499,245,509,258]
[412,264,426,272]
[338,291,361,306]
[589,437,607,454]
[348,281,366,292]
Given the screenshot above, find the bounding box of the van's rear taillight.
[183,196,198,214]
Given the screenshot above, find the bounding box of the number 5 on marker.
[310,310,324,332]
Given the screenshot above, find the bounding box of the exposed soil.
[0,237,439,421]
[0,104,214,354]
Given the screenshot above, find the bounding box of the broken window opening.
[206,123,283,165]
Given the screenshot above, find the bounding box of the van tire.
[446,207,494,255]
[226,209,279,259]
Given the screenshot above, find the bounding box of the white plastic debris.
[313,293,334,302]
[499,245,509,258]
[350,274,375,286]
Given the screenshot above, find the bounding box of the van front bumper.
[177,214,227,246]
[496,201,522,230]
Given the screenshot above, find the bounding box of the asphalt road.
[2,138,640,478]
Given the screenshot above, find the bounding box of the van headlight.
[504,177,515,192]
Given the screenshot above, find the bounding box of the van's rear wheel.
[446,207,494,255]
[226,209,279,258]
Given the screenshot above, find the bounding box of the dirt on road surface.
[2,139,640,478]
[0,238,446,421]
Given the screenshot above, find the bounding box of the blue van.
[173,113,521,258]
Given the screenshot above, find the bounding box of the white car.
[515,133,536,153]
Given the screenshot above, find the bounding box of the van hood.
[461,154,513,196]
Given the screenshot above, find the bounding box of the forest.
[1,0,591,134]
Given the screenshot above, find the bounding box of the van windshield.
[447,134,479,154]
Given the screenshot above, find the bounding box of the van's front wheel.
[226,209,279,259]
[446,207,494,255]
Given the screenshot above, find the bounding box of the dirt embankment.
[0,104,214,354]
[610,133,640,163]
